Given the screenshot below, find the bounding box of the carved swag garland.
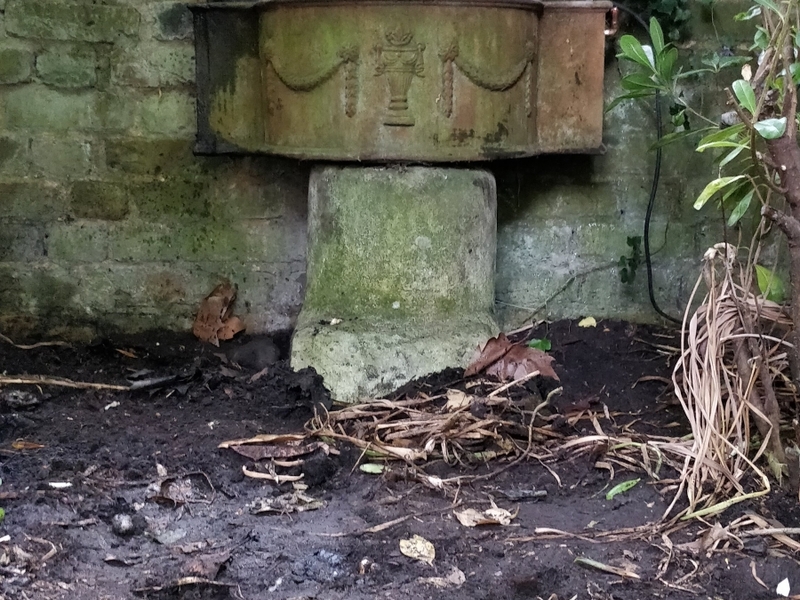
[261,31,536,124]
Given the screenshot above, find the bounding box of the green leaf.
[605,478,641,500]
[727,189,755,226]
[675,68,715,79]
[0,508,5,525]
[722,180,748,202]
[790,63,800,84]
[658,47,679,80]
[694,176,746,210]
[649,127,712,151]
[754,117,787,139]
[649,17,665,55]
[718,55,752,70]
[754,0,782,16]
[696,140,745,151]
[735,5,761,20]
[719,144,747,168]
[620,73,662,92]
[527,338,552,351]
[753,27,769,51]
[359,463,386,474]
[702,52,721,70]
[732,79,757,114]
[618,35,656,71]
[698,123,745,147]
[605,90,655,112]
[755,265,787,303]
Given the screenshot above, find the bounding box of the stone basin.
[192,0,611,161]
[191,0,611,401]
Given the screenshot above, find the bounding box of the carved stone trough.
[191,0,611,401]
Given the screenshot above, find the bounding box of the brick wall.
[0,0,754,338]
[0,1,309,339]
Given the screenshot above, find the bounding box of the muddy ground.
[0,320,798,600]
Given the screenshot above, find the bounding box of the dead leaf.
[445,389,473,411]
[228,441,329,461]
[418,566,466,588]
[465,334,559,382]
[465,334,514,377]
[185,548,232,579]
[217,316,245,342]
[249,490,323,514]
[149,472,215,507]
[676,522,731,555]
[192,281,245,346]
[486,345,558,382]
[218,433,308,448]
[578,316,597,328]
[399,535,435,565]
[454,503,518,527]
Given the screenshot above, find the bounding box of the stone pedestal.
[291,165,499,402]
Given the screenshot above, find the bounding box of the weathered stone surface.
[301,166,497,317]
[5,1,140,42]
[36,45,97,88]
[0,2,746,342]
[107,217,286,264]
[30,136,94,180]
[0,135,28,177]
[155,3,193,40]
[70,182,129,221]
[292,314,498,402]
[130,180,210,220]
[47,221,109,262]
[0,47,32,84]
[1,85,94,130]
[0,219,45,261]
[137,91,195,136]
[111,42,194,87]
[0,182,64,219]
[1,86,138,132]
[105,137,200,176]
[292,166,499,402]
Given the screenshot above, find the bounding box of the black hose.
[612,3,682,324]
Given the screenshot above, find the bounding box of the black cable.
[612,3,682,324]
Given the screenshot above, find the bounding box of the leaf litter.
[3,319,799,598]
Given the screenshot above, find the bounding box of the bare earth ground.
[1,320,799,600]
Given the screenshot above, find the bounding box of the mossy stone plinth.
[291,166,499,402]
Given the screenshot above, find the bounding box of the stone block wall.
[0,0,755,338]
[0,0,309,338]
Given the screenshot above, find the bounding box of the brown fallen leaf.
[185,548,232,579]
[466,334,559,382]
[227,441,330,461]
[465,334,514,377]
[487,345,559,382]
[192,281,245,346]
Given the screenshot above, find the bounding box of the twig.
[509,262,616,327]
[487,371,540,398]
[741,527,800,536]
[314,502,461,538]
[0,333,70,350]
[0,376,128,391]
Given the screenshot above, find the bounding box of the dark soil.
[0,320,798,600]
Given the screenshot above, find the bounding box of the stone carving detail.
[440,40,536,118]
[375,29,425,126]
[262,40,360,117]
